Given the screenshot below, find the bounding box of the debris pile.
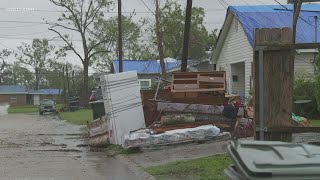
[89,71,251,148]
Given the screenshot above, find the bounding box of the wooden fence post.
[254,28,293,142]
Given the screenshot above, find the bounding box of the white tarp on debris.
[101,71,146,145]
[123,125,220,148]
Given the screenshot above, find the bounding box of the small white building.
[211,4,319,100]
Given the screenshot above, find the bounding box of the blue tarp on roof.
[0,85,27,93]
[228,4,320,47]
[113,59,182,73]
[38,89,63,95]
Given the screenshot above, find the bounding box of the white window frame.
[11,96,17,104]
[138,79,152,90]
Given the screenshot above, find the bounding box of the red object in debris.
[233,101,241,108]
[89,93,96,101]
[164,84,171,90]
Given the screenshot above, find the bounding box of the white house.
[211,4,320,100]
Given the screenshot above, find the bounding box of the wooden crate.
[171,72,226,93]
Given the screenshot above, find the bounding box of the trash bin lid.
[228,140,320,179]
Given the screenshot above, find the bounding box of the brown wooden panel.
[254,28,293,142]
[198,76,225,83]
[173,80,197,84]
[172,88,225,93]
[186,92,198,98]
[172,92,185,98]
[171,71,226,93]
[174,84,199,90]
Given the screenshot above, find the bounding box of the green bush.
[293,74,319,118]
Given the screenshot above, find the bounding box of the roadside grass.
[59,109,93,125]
[106,145,140,156]
[145,154,231,180]
[8,105,38,113]
[310,120,320,127]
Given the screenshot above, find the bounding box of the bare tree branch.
[88,50,110,60]
[50,23,80,32]
[85,5,102,29]
[87,37,111,55]
[49,0,82,32]
[83,0,94,31]
[79,0,85,28]
[49,28,84,62]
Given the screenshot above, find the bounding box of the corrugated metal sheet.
[229,4,320,46]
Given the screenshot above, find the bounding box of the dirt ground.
[0,109,141,180]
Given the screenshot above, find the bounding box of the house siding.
[0,94,27,105]
[294,52,315,75]
[215,16,315,98]
[216,15,253,96]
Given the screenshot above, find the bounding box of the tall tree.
[92,15,142,71]
[155,0,166,79]
[7,62,34,87]
[48,0,112,105]
[0,49,12,84]
[158,1,218,61]
[15,38,65,90]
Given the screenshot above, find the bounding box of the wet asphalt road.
[0,105,140,180]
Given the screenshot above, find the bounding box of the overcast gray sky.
[0,0,288,69]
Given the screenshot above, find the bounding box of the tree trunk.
[82,60,89,107]
[35,68,39,90]
[155,0,166,79]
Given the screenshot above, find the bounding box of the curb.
[115,154,157,180]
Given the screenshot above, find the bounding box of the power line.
[217,0,228,9]
[140,0,156,16]
[0,20,47,24]
[273,0,316,27]
[0,36,83,41]
[3,30,52,37]
[0,7,226,13]
[0,23,44,29]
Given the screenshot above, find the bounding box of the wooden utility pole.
[155,0,166,79]
[118,0,123,73]
[181,0,192,72]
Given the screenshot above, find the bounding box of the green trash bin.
[225,140,320,180]
[90,100,105,120]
